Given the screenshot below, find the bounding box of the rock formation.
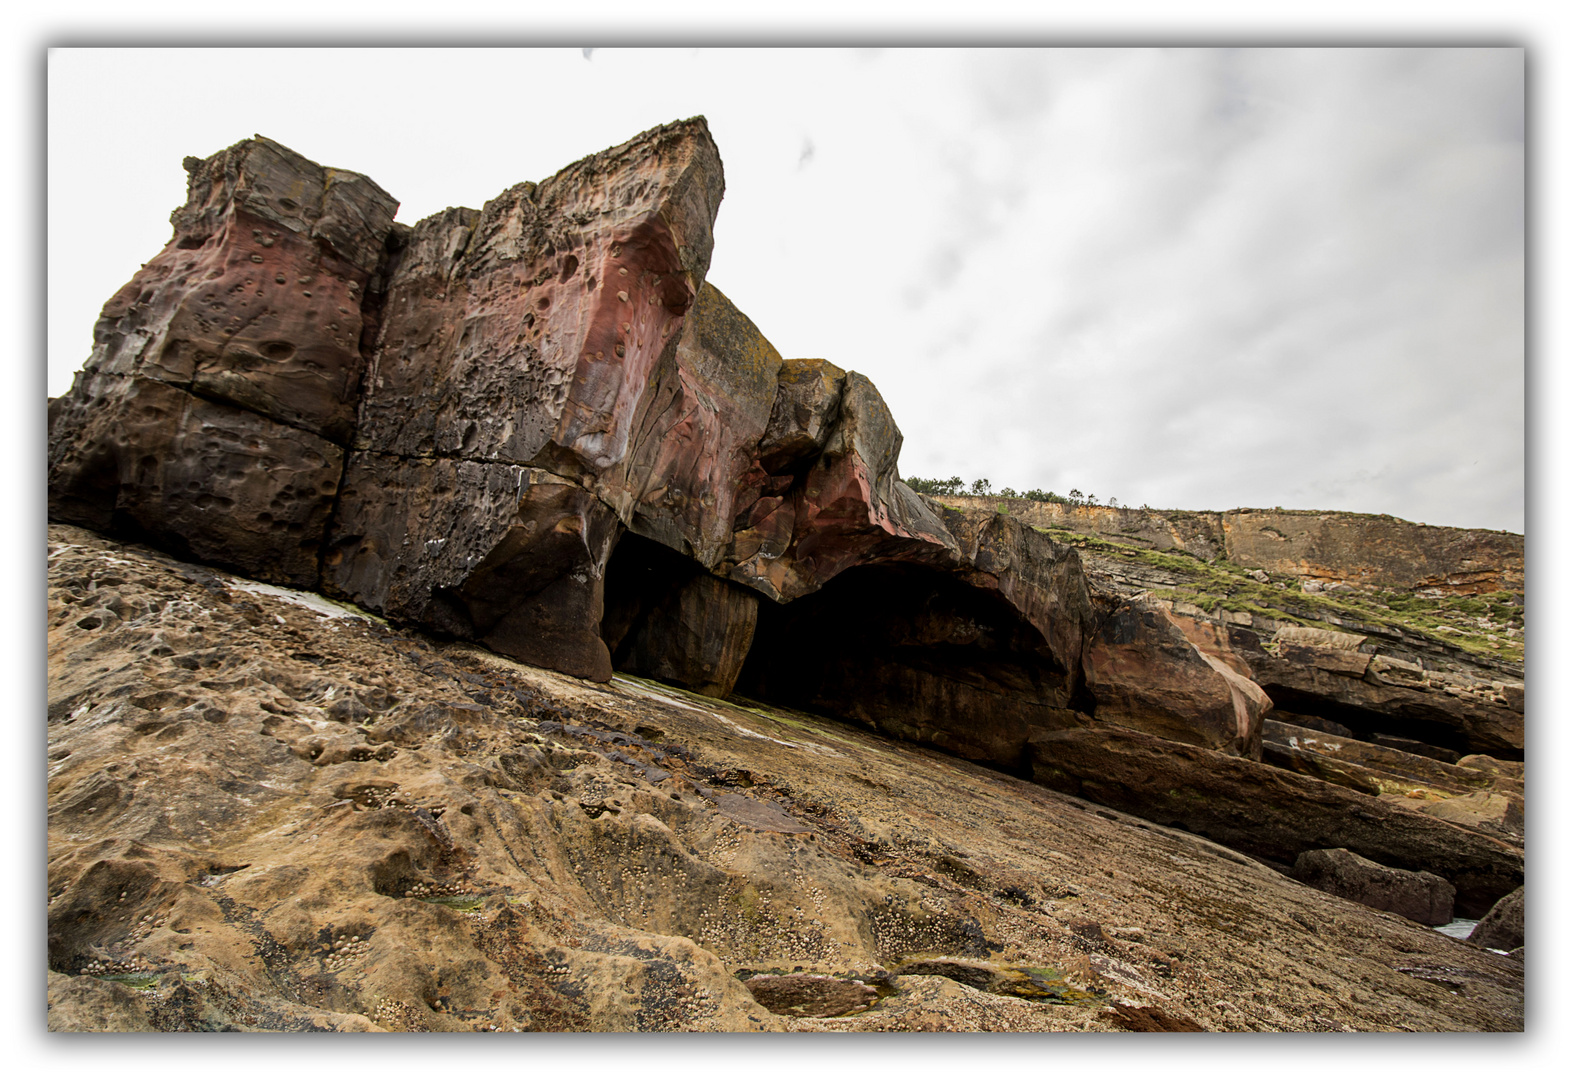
[1467,886,1524,953]
[1290,848,1456,926]
[47,121,1528,1030]
[941,497,1523,597]
[47,122,1263,762]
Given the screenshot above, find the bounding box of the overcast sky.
[47,47,1524,531]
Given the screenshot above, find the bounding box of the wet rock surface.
[46,525,1522,1031]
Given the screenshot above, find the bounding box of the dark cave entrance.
[600,537,1090,776]
[600,531,761,699]
[732,562,1088,777]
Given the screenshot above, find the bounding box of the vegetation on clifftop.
[907,476,1118,508]
[1036,527,1524,667]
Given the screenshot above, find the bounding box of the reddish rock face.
[47,373,343,587]
[1081,598,1269,758]
[325,120,726,680]
[603,283,785,567]
[81,137,396,443]
[353,121,724,475]
[48,137,398,584]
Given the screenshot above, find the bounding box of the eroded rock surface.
[45,125,1529,1034]
[47,136,397,586]
[46,526,1523,1032]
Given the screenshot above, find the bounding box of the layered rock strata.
[1026,726,1521,917]
[943,497,1523,596]
[1035,525,1523,762]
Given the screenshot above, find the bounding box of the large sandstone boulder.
[1290,848,1455,925]
[84,136,397,441]
[602,282,785,567]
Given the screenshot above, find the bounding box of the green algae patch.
[1005,965,1108,1006]
[98,971,160,991]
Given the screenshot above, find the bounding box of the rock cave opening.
[732,562,1089,778]
[600,531,761,700]
[600,537,1093,779]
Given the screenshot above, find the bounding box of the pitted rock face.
[50,118,1280,756]
[47,373,344,589]
[84,136,398,443]
[352,119,724,476]
[48,136,399,585]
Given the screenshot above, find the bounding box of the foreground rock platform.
[46,525,1522,1031]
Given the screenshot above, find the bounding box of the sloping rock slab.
[1026,725,1521,917]
[1416,791,1523,846]
[1263,719,1499,796]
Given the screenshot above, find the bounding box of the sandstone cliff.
[939,497,1523,597]
[46,122,1526,1031]
[47,123,1267,767]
